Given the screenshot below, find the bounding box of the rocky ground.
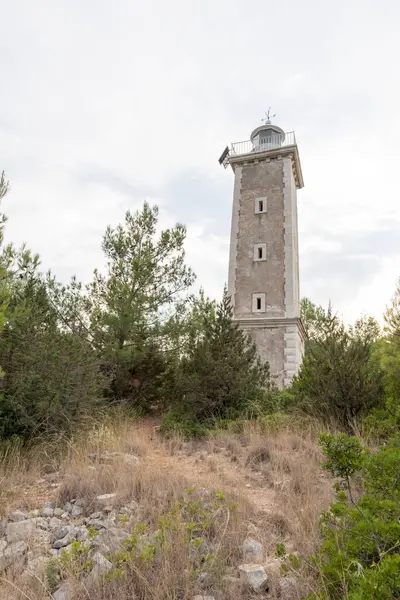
[0,422,333,599]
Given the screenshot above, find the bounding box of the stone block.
[238,564,269,591]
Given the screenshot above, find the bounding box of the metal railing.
[231,131,296,156]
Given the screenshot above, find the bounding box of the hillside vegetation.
[0,171,399,599]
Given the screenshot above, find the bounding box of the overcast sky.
[1,0,399,323]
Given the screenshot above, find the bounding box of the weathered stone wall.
[230,159,286,318]
[245,325,285,386]
[227,152,304,387]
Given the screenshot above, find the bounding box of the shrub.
[305,434,400,599]
[170,287,272,424]
[160,410,209,439]
[293,312,384,430]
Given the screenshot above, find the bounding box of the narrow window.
[258,200,264,212]
[256,297,262,310]
[258,246,263,259]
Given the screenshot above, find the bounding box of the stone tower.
[221,119,305,386]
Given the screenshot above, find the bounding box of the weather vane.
[262,107,276,125]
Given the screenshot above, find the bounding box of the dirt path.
[137,420,276,515]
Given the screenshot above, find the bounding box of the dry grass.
[0,416,334,600]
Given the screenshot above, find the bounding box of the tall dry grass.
[0,416,334,600]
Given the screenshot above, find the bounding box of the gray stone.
[88,552,113,582]
[33,517,50,530]
[61,512,69,520]
[53,581,74,600]
[53,525,74,541]
[243,537,264,563]
[0,541,27,572]
[20,556,47,584]
[75,498,86,507]
[93,527,129,554]
[96,493,116,506]
[49,517,63,531]
[64,502,73,513]
[119,506,131,515]
[76,526,89,542]
[29,509,40,518]
[71,505,84,518]
[86,518,106,531]
[52,526,79,549]
[7,519,35,543]
[238,564,269,592]
[89,512,103,520]
[10,510,28,522]
[42,506,54,518]
[54,508,64,517]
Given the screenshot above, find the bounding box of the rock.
[119,506,131,516]
[86,518,106,531]
[89,512,103,520]
[53,532,77,549]
[29,509,40,518]
[10,510,28,522]
[238,564,269,592]
[61,512,69,520]
[32,517,50,530]
[0,541,27,572]
[49,517,63,531]
[42,504,54,518]
[88,465,96,471]
[71,505,84,518]
[7,519,35,543]
[243,538,264,563]
[93,527,129,554]
[96,493,117,506]
[76,526,89,542]
[0,540,7,553]
[64,502,73,513]
[20,555,47,584]
[53,581,74,600]
[53,525,74,541]
[54,508,64,517]
[88,552,113,582]
[52,526,79,549]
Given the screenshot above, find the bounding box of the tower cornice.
[228,144,304,189]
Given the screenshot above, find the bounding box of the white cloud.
[1,0,400,323]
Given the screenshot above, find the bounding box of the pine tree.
[174,287,271,423]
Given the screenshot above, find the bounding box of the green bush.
[306,434,400,600]
[170,287,272,424]
[293,312,384,430]
[160,410,209,439]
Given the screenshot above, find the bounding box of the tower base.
[235,317,305,388]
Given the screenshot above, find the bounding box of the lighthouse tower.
[220,116,305,386]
